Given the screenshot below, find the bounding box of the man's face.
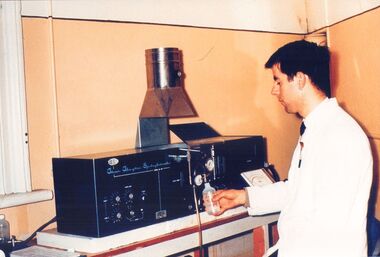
[270,64,300,114]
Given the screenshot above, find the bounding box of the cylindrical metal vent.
[140,47,196,119]
[145,48,182,89]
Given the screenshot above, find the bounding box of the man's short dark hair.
[265,40,331,97]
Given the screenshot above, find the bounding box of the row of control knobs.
[103,189,147,223]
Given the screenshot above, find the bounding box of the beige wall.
[3,8,379,238]
[2,7,379,240]
[1,18,301,237]
[329,7,380,218]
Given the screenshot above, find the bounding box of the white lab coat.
[247,98,373,257]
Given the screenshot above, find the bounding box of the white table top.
[37,207,279,257]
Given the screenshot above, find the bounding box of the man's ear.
[295,72,307,90]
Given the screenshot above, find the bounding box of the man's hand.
[210,189,247,216]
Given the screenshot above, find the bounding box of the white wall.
[21,0,380,34]
[306,0,380,32]
[21,0,308,33]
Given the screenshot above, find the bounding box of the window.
[0,1,31,195]
[0,1,52,208]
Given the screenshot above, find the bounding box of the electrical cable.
[11,216,57,251]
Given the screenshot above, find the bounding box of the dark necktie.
[300,122,306,137]
[298,122,306,168]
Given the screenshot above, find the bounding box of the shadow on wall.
[329,50,339,98]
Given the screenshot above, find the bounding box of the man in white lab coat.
[210,40,373,257]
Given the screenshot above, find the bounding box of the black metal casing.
[188,136,267,191]
[52,124,267,238]
[53,145,193,238]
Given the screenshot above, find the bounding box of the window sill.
[0,190,53,209]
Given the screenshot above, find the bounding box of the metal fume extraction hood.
[140,47,195,118]
[136,47,196,148]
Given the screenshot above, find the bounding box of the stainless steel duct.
[139,47,196,118]
[136,48,196,148]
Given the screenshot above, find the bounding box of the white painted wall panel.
[326,0,362,25]
[360,0,380,10]
[18,1,380,36]
[20,0,51,17]
[21,0,308,33]
[306,0,380,32]
[305,0,327,32]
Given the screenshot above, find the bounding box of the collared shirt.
[246,98,373,257]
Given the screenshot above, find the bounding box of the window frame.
[0,1,31,195]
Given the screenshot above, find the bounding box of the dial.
[128,192,134,200]
[125,205,144,221]
[204,158,215,172]
[194,174,203,186]
[110,208,123,223]
[124,189,135,204]
[109,192,122,206]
